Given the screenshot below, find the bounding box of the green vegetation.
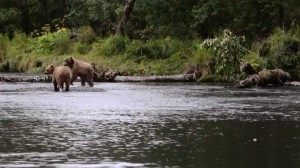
[242,26,300,80]
[1,26,300,82]
[0,0,300,82]
[201,30,248,82]
[0,27,194,76]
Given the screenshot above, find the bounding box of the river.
[0,82,300,168]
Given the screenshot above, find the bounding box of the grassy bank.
[1,25,300,82]
[0,26,199,76]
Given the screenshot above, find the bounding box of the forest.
[1,0,300,82]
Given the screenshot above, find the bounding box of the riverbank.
[2,73,300,88]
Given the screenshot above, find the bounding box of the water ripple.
[1,82,300,167]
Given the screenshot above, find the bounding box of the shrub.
[242,52,265,72]
[75,43,91,54]
[0,34,9,62]
[265,27,300,78]
[78,26,96,44]
[53,30,73,55]
[10,32,31,53]
[192,46,213,70]
[29,27,72,55]
[126,37,183,60]
[201,29,248,82]
[99,35,129,56]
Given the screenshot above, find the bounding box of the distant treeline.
[1,0,300,40]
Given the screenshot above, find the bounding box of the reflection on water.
[0,82,300,168]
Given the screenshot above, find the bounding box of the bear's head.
[240,62,257,75]
[64,56,75,68]
[91,62,96,70]
[44,64,55,75]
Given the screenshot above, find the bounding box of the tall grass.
[0,34,9,63]
[126,37,184,60]
[262,27,300,78]
[98,35,129,56]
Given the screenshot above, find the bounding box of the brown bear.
[64,56,94,87]
[257,68,291,87]
[44,64,72,91]
[240,62,257,75]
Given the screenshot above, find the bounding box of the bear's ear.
[70,56,75,64]
[50,64,54,68]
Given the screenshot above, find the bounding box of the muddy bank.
[0,73,195,83]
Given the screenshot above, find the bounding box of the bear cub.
[44,64,72,91]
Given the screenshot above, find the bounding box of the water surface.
[0,82,300,167]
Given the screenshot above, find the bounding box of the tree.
[64,0,122,36]
[0,0,300,41]
[116,0,136,36]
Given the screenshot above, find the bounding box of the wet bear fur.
[273,68,291,83]
[44,64,72,91]
[258,68,291,87]
[240,62,257,75]
[64,56,94,87]
[237,74,261,88]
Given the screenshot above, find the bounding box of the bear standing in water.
[44,64,72,91]
[64,56,94,87]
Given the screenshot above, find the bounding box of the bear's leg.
[65,82,70,91]
[70,74,78,85]
[81,80,86,86]
[53,80,59,92]
[80,77,86,86]
[59,82,64,90]
[87,78,94,87]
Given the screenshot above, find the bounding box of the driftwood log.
[0,73,51,83]
[0,73,196,83]
[183,64,212,82]
[92,62,199,82]
[91,63,119,82]
[93,69,118,82]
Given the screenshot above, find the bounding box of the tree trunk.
[115,0,136,36]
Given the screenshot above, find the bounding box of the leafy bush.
[29,27,72,55]
[53,30,73,55]
[242,52,265,72]
[78,26,96,44]
[75,43,91,55]
[201,29,248,82]
[192,46,213,70]
[126,37,183,60]
[0,34,9,62]
[262,27,300,78]
[10,32,31,54]
[99,35,129,56]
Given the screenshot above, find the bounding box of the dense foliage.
[201,30,248,82]
[1,0,300,39]
[0,0,300,82]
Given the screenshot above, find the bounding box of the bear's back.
[53,66,72,82]
[73,59,94,76]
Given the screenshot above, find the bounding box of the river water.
[0,82,300,168]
